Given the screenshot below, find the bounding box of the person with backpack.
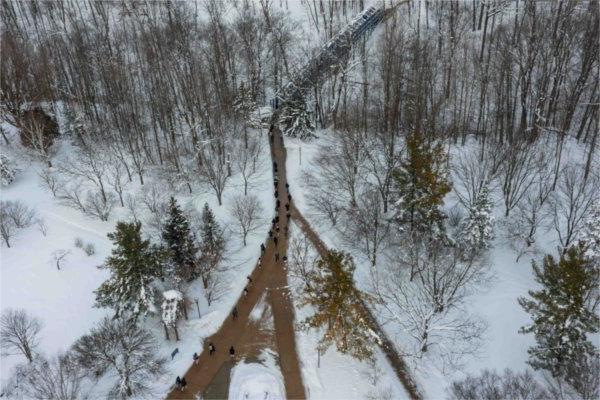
[232,306,238,320]
[180,377,187,391]
[175,376,182,390]
[193,352,199,365]
[208,342,215,356]
[229,346,236,359]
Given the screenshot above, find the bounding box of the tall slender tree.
[95,222,161,319]
[162,197,198,283]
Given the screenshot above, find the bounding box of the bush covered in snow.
[0,154,18,186]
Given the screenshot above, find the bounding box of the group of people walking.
[174,123,292,394]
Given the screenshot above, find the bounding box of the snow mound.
[229,362,284,400]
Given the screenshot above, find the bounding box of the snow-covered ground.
[283,132,590,398]
[0,124,275,397]
[229,350,285,400]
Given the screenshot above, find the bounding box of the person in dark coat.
[261,243,266,255]
[275,216,280,223]
[285,203,290,211]
[175,376,182,390]
[180,377,187,391]
[274,190,279,198]
[269,230,273,238]
[286,212,291,221]
[247,275,253,285]
[274,237,278,246]
[243,287,249,296]
[232,307,238,320]
[285,183,289,191]
[193,352,199,365]
[287,193,292,202]
[208,343,215,356]
[275,252,280,262]
[229,346,236,359]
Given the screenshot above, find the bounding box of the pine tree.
[300,250,374,360]
[460,185,494,255]
[518,247,599,381]
[198,203,225,289]
[95,221,162,319]
[579,201,600,264]
[161,197,198,283]
[279,99,316,140]
[391,132,451,237]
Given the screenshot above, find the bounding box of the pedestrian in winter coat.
[285,183,289,191]
[286,212,291,220]
[287,193,292,202]
[276,224,280,233]
[275,216,280,223]
[269,230,273,238]
[208,343,215,356]
[247,276,253,286]
[180,377,187,391]
[176,376,182,390]
[244,287,249,296]
[232,307,238,320]
[229,346,236,358]
[273,161,277,169]
[285,225,289,237]
[276,199,280,208]
[274,190,279,198]
[285,203,290,211]
[193,352,199,365]
[274,237,278,246]
[261,243,266,255]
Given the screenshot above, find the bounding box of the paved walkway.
[167,129,306,400]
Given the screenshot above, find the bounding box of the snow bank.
[228,352,285,400]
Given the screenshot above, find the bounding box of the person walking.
[247,276,253,286]
[261,243,266,255]
[274,190,279,199]
[284,225,289,237]
[258,256,262,268]
[285,183,289,191]
[274,237,278,246]
[285,203,290,211]
[275,252,280,262]
[275,216,280,224]
[287,193,292,202]
[244,287,249,297]
[175,376,182,391]
[286,212,291,221]
[232,306,238,320]
[180,377,187,391]
[229,346,236,359]
[208,342,215,356]
[193,352,199,365]
[269,230,273,238]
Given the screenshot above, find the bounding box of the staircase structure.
[278,1,404,105]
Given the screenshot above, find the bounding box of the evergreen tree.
[198,203,225,289]
[300,250,374,360]
[518,247,599,382]
[161,197,198,283]
[279,99,316,140]
[460,185,494,256]
[95,221,161,319]
[391,132,451,237]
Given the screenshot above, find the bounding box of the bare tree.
[107,158,129,207]
[50,249,71,270]
[0,309,43,363]
[228,193,264,246]
[38,167,61,197]
[7,353,87,400]
[72,317,165,399]
[372,240,488,367]
[498,143,540,217]
[288,232,316,288]
[233,135,264,196]
[449,369,549,400]
[197,138,231,206]
[205,272,228,307]
[452,147,500,208]
[552,165,599,251]
[58,144,109,206]
[0,200,35,247]
[342,189,390,268]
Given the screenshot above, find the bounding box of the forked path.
[167,130,305,400]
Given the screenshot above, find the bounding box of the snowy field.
[284,132,593,398]
[0,124,275,397]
